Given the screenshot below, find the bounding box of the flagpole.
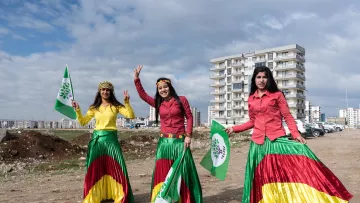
[66,64,75,101]
[163,149,187,197]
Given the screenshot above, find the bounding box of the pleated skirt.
[83,130,134,203]
[150,136,203,203]
[242,136,353,203]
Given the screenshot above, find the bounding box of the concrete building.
[149,106,157,121]
[191,107,201,127]
[311,106,321,122]
[209,44,306,125]
[305,100,312,123]
[339,108,360,127]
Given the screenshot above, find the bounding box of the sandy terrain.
[0,129,359,203]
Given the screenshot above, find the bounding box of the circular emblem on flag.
[211,133,227,167]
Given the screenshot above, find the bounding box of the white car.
[249,119,306,135]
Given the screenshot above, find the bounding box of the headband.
[98,81,114,92]
[156,79,171,86]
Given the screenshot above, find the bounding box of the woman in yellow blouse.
[72,81,135,203]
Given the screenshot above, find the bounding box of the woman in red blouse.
[133,65,203,203]
[226,66,352,203]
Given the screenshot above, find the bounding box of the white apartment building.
[305,100,312,123]
[339,108,360,127]
[311,106,321,122]
[149,106,156,121]
[209,44,306,125]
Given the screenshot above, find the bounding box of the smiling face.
[157,81,171,99]
[100,88,111,100]
[255,71,268,91]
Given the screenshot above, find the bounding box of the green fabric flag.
[200,119,230,180]
[54,65,76,119]
[154,149,186,203]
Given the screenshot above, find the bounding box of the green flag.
[54,65,76,119]
[153,149,186,203]
[200,119,230,180]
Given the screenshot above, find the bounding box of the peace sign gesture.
[124,90,130,102]
[134,65,143,79]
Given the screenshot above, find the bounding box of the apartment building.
[339,108,360,127]
[209,44,306,125]
[311,106,321,122]
[305,100,312,123]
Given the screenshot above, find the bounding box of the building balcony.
[232,89,243,93]
[210,106,226,111]
[278,83,306,90]
[210,65,226,71]
[212,115,226,119]
[275,73,306,81]
[275,64,305,71]
[288,103,306,109]
[210,90,226,95]
[232,97,243,101]
[232,105,243,110]
[254,58,266,63]
[210,99,226,103]
[232,114,245,118]
[296,113,305,118]
[209,74,226,79]
[209,82,226,87]
[285,94,306,99]
[232,62,244,67]
[275,54,306,62]
[232,71,244,76]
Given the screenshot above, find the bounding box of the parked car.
[309,123,325,136]
[317,122,334,133]
[322,122,344,132]
[303,124,324,138]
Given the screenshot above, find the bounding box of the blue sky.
[1,0,360,122]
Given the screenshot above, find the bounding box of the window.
[227,102,231,108]
[268,62,273,69]
[227,85,231,92]
[227,77,231,83]
[227,94,231,100]
[233,83,241,89]
[227,68,231,75]
[268,53,273,60]
[255,62,266,67]
[227,110,232,117]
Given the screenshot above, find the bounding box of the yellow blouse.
[75,100,135,130]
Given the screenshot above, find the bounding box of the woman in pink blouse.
[226,66,352,203]
[133,65,203,203]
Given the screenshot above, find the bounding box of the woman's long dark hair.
[250,66,280,95]
[90,90,124,110]
[155,77,185,124]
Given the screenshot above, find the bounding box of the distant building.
[311,106,321,122]
[320,113,325,122]
[339,108,360,127]
[305,100,312,123]
[327,117,346,125]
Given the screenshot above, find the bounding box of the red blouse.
[232,90,300,144]
[134,78,193,135]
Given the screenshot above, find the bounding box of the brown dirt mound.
[0,131,85,161]
[71,132,91,146]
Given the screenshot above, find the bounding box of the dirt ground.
[0,129,359,203]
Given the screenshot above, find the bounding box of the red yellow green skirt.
[150,135,203,203]
[242,136,353,203]
[83,130,133,203]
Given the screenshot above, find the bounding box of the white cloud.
[0,1,360,122]
[0,27,9,35]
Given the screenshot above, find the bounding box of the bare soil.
[0,129,359,203]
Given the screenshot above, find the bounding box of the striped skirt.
[242,136,353,203]
[83,130,133,203]
[150,134,203,203]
